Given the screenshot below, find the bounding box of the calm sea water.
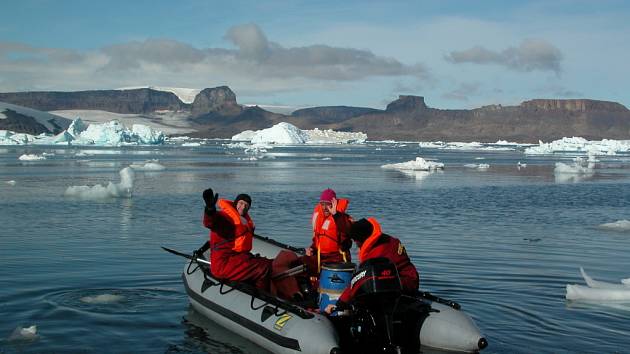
[1,142,629,353]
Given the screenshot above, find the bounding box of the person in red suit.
[326,217,419,312]
[304,188,353,275]
[201,188,300,300]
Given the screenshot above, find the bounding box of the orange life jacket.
[359,217,383,263]
[312,198,349,253]
[217,199,254,252]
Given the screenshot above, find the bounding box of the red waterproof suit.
[308,199,353,273]
[202,201,272,290]
[338,218,419,303]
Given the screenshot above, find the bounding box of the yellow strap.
[317,247,321,273]
[340,249,347,262]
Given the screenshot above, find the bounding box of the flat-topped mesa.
[386,95,428,112]
[191,86,242,116]
[521,99,628,113]
[0,88,184,114]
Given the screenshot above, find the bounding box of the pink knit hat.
[319,188,337,202]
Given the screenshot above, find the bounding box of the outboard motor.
[346,258,403,354]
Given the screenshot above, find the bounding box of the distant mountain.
[0,102,71,135]
[1,86,629,142]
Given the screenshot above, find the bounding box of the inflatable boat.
[167,235,487,354]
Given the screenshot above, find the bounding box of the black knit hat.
[349,218,373,242]
[234,193,252,206]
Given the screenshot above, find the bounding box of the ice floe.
[64,167,135,199]
[464,163,489,169]
[381,157,444,171]
[129,160,166,171]
[7,325,38,342]
[598,219,630,232]
[18,154,46,161]
[525,137,630,155]
[6,180,16,185]
[566,268,630,301]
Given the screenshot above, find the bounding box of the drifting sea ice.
[64,167,135,199]
[566,268,630,301]
[598,220,630,232]
[525,136,630,155]
[381,157,444,171]
[7,325,38,342]
[129,160,166,171]
[18,154,46,161]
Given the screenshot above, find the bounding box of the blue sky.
[1,0,629,110]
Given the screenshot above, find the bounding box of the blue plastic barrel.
[319,262,355,314]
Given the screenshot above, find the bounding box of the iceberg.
[381,157,444,171]
[231,122,366,145]
[64,167,135,199]
[0,118,165,146]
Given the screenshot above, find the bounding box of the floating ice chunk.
[305,128,367,144]
[566,284,630,301]
[525,137,630,155]
[6,180,16,185]
[566,268,630,301]
[381,157,444,171]
[64,167,135,199]
[129,160,165,171]
[181,142,201,147]
[598,220,630,232]
[18,154,46,161]
[623,279,630,285]
[8,325,38,342]
[580,267,630,289]
[554,162,593,174]
[464,163,489,169]
[517,161,527,168]
[80,294,125,304]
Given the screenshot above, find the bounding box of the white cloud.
[445,39,563,74]
[0,24,428,94]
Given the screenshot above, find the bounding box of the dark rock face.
[334,97,630,142]
[385,95,427,112]
[0,88,187,114]
[191,86,242,117]
[0,109,52,135]
[291,106,381,124]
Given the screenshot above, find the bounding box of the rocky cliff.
[2,86,630,141]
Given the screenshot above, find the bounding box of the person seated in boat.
[201,188,302,300]
[304,188,353,276]
[325,217,419,313]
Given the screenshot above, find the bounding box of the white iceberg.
[1,118,165,146]
[566,267,630,301]
[18,154,46,161]
[525,137,630,155]
[381,157,444,171]
[598,219,630,232]
[231,122,366,145]
[64,167,135,199]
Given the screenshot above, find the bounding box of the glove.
[202,188,219,213]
